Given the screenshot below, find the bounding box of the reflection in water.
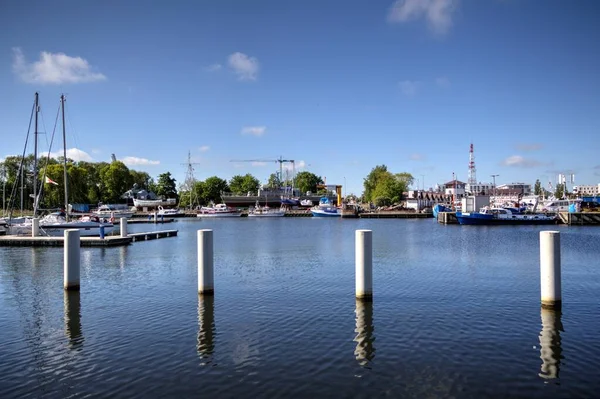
[119,246,128,269]
[539,308,563,379]
[197,295,215,361]
[64,290,84,349]
[354,299,375,367]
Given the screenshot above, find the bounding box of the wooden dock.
[0,230,178,247]
[437,212,459,224]
[129,230,178,242]
[558,212,600,225]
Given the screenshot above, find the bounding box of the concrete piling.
[198,229,214,295]
[32,218,39,237]
[64,229,81,290]
[120,217,128,238]
[540,231,561,309]
[355,229,373,300]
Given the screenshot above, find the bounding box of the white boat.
[157,205,181,216]
[133,197,177,208]
[248,201,286,217]
[38,212,114,237]
[311,197,341,217]
[197,203,241,218]
[93,204,134,219]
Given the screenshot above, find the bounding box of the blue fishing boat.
[311,197,340,217]
[455,207,557,225]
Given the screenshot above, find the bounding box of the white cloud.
[399,80,419,96]
[251,162,267,167]
[515,143,543,152]
[435,76,451,87]
[502,155,541,168]
[410,153,426,161]
[205,63,222,72]
[228,52,259,81]
[47,148,94,162]
[12,47,107,84]
[91,148,102,154]
[199,145,210,152]
[121,156,160,166]
[283,160,307,171]
[388,0,458,35]
[241,126,266,137]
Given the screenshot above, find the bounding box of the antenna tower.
[468,143,477,185]
[181,151,200,209]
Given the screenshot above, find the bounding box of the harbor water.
[1,218,600,398]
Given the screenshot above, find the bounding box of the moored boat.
[196,203,241,218]
[311,197,341,217]
[455,207,557,225]
[248,201,286,217]
[93,204,134,219]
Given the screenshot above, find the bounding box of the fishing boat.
[311,197,341,217]
[455,207,557,225]
[196,203,241,218]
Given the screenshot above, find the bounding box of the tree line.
[0,156,415,211]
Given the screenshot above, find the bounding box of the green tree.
[363,165,389,202]
[200,176,229,204]
[295,171,324,195]
[267,173,281,189]
[229,173,260,195]
[534,179,542,196]
[130,170,152,190]
[155,172,177,198]
[100,161,133,203]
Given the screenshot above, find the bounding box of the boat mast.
[61,94,69,222]
[33,92,39,216]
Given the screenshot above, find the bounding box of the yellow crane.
[317,184,343,206]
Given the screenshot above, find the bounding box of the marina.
[1,218,599,397]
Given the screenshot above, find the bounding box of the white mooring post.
[32,218,39,237]
[540,231,561,309]
[198,229,214,295]
[153,211,157,223]
[120,217,128,237]
[355,229,373,300]
[64,229,81,291]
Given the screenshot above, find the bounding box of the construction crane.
[230,157,295,187]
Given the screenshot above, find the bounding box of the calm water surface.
[1,218,600,398]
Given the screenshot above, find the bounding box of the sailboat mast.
[33,92,39,216]
[61,94,69,222]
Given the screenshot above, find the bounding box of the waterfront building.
[573,184,600,196]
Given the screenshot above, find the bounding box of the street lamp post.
[491,174,499,198]
[343,177,346,198]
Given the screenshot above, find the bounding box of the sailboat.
[8,94,114,236]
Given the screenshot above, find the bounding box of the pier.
[0,229,178,247]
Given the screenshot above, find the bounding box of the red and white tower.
[468,143,477,185]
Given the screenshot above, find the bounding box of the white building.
[444,180,466,198]
[573,184,600,196]
[465,182,494,195]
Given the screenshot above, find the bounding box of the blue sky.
[1,0,599,195]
